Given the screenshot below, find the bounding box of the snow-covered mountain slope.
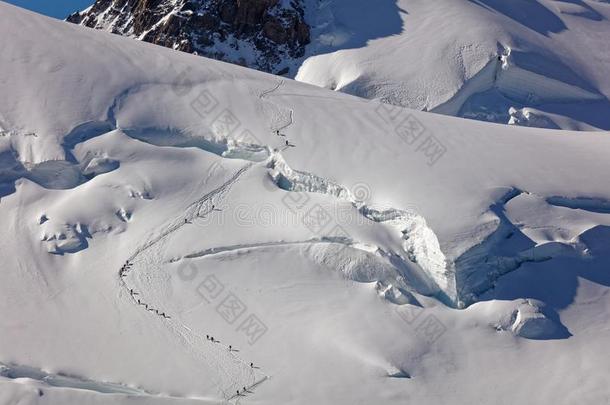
[296,0,610,130]
[1,2,610,404]
[68,0,610,131]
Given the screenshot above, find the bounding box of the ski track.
[114,81,296,402]
[114,79,464,400]
[119,161,267,402]
[226,375,269,403]
[258,80,295,142]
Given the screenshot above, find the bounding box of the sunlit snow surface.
[0,3,609,404]
[295,0,610,130]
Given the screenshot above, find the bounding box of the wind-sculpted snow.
[435,46,606,128]
[122,127,452,306]
[177,240,417,304]
[546,196,610,214]
[360,206,452,302]
[2,3,610,404]
[453,189,610,307]
[60,0,610,130]
[108,77,456,304]
[268,152,351,199]
[267,152,453,302]
[0,363,149,395]
[295,0,610,130]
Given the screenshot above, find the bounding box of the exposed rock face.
[67,0,310,74]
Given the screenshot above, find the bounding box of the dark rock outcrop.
[67,0,310,74]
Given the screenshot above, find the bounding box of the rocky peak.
[67,0,310,74]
